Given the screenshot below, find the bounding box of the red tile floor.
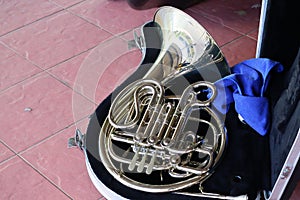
[0,0,299,199]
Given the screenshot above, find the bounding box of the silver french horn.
[98,6,246,199]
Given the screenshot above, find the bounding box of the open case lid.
[257,0,300,199]
[256,0,300,66]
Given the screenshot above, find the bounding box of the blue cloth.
[214,58,284,136]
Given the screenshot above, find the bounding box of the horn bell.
[99,6,229,195]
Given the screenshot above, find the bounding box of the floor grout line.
[0,139,18,165]
[187,7,259,37]
[0,70,46,95]
[63,1,148,38]
[51,0,116,37]
[0,154,18,166]
[244,28,258,41]
[220,34,245,48]
[43,43,98,71]
[0,113,92,199]
[0,38,112,99]
[18,154,74,200]
[65,10,116,36]
[0,2,115,96]
[44,68,99,106]
[220,28,258,48]
[0,125,84,200]
[1,29,142,105]
[0,70,45,94]
[0,0,90,39]
[44,32,136,105]
[0,8,65,38]
[16,115,90,155]
[48,76,97,105]
[1,112,90,161]
[0,24,113,74]
[184,7,259,50]
[49,0,88,10]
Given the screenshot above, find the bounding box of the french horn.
[97,6,236,198]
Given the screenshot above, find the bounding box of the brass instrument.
[97,6,246,199]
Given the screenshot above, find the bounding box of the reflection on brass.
[98,6,244,199]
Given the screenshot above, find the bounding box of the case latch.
[68,129,85,150]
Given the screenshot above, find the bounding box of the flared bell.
[98,6,232,197]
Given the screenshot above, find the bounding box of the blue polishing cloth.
[214,58,284,136]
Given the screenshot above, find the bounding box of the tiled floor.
[0,0,299,199]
